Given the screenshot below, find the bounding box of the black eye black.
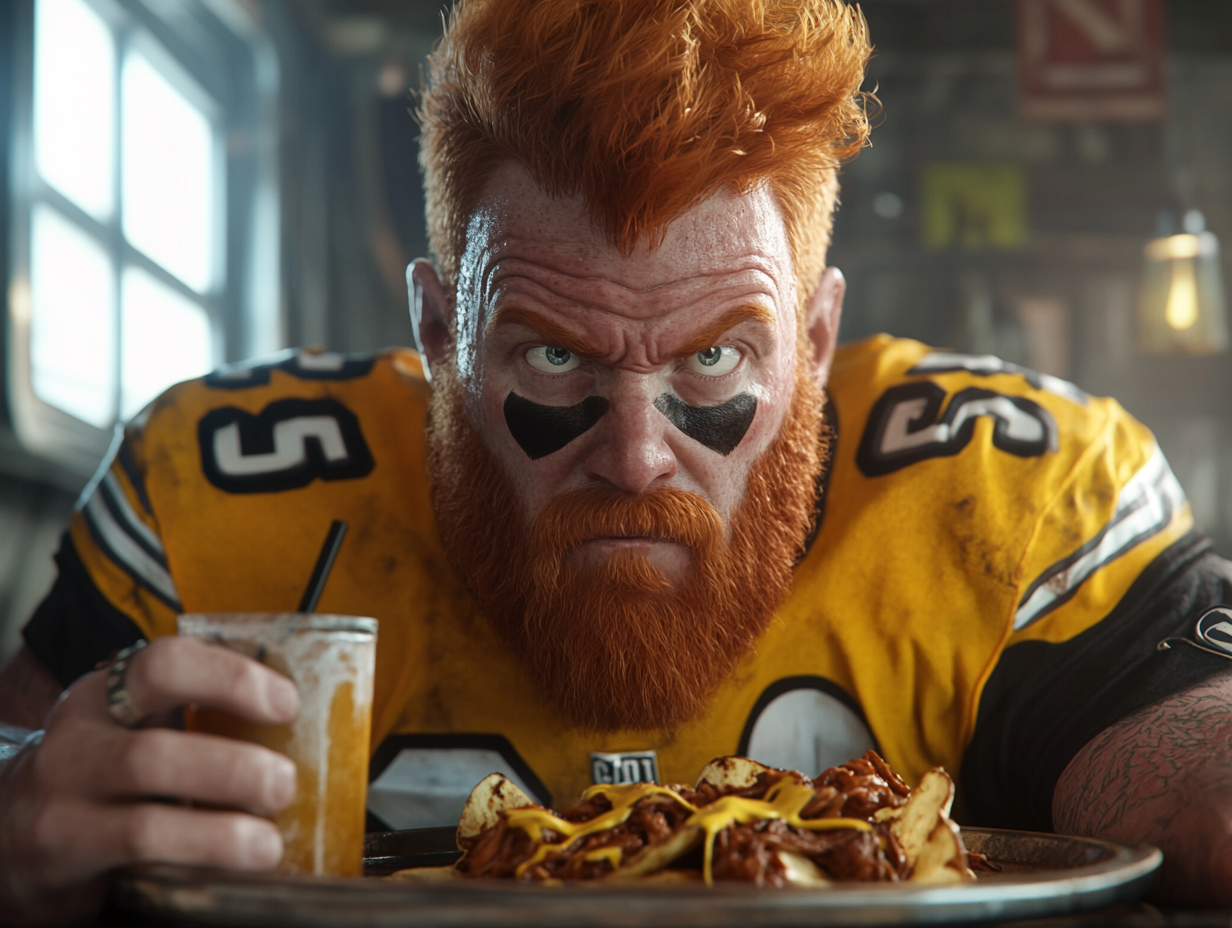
[545,347,572,366]
[697,347,722,366]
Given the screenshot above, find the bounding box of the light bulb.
[1165,259,1199,331]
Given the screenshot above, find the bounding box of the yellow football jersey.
[29,336,1202,830]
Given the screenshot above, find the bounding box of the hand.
[0,637,300,925]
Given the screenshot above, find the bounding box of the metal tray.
[106,826,1161,927]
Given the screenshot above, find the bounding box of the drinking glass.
[178,613,377,876]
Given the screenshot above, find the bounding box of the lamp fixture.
[1138,210,1228,355]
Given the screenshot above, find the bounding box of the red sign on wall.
[1018,0,1166,122]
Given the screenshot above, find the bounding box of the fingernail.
[252,824,283,868]
[268,676,300,719]
[270,757,297,809]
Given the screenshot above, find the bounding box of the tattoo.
[1053,669,1232,902]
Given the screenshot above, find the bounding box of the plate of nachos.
[110,752,1160,927]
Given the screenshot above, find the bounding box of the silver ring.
[106,639,150,728]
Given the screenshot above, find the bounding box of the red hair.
[419,0,874,303]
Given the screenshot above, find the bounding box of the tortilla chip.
[777,850,832,888]
[607,825,704,880]
[910,818,974,884]
[695,755,776,790]
[875,768,970,882]
[885,769,952,867]
[458,773,536,843]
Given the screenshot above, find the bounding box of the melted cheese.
[581,846,624,869]
[685,780,871,884]
[507,784,695,878]
[503,778,872,883]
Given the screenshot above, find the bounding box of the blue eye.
[687,346,740,376]
[526,346,581,373]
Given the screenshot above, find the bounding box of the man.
[2,0,1232,921]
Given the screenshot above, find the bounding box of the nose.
[583,376,677,495]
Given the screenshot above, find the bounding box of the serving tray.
[106,826,1161,927]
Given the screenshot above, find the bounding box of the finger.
[124,637,300,724]
[41,725,296,814]
[31,799,282,887]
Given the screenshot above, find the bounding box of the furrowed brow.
[675,305,776,357]
[487,306,604,357]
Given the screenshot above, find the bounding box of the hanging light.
[1138,210,1229,355]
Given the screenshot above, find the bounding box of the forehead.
[459,162,797,314]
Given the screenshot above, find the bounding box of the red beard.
[427,368,826,733]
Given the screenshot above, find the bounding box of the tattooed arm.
[1053,668,1232,904]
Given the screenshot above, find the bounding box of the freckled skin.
[421,161,809,584]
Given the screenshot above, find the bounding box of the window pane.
[30,205,117,427]
[33,0,116,220]
[121,52,217,293]
[120,267,213,420]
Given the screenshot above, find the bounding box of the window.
[8,0,280,472]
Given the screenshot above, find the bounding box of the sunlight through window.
[120,268,214,420]
[27,1,227,432]
[121,52,217,293]
[33,0,115,220]
[30,205,117,428]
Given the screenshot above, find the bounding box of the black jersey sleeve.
[22,535,147,688]
[960,531,1232,830]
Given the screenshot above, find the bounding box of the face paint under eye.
[654,393,757,456]
[504,393,611,460]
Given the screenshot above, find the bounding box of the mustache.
[528,487,723,561]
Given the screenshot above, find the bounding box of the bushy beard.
[426,363,826,733]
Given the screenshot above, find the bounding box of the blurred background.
[0,0,1229,661]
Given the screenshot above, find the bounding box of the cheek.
[504,394,610,459]
[474,380,582,517]
[695,365,796,519]
[654,393,757,455]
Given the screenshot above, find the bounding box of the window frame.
[5,0,281,476]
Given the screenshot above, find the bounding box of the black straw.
[298,520,348,613]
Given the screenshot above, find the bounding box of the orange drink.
[178,614,377,876]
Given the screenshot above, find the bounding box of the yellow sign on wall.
[921,162,1027,250]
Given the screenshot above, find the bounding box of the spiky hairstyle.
[419,0,873,303]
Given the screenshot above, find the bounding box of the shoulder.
[810,335,1188,634]
[828,334,1154,491]
[131,347,431,496]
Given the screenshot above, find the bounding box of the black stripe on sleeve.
[960,531,1232,831]
[21,534,146,688]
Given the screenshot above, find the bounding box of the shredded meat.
[458,751,952,884]
[457,792,695,880]
[807,754,909,820]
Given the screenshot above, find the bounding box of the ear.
[804,266,845,389]
[407,258,453,383]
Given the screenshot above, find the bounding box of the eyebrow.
[487,302,775,361]
[487,306,605,358]
[674,305,776,357]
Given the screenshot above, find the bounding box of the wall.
[2,0,1231,660]
[830,0,1232,554]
